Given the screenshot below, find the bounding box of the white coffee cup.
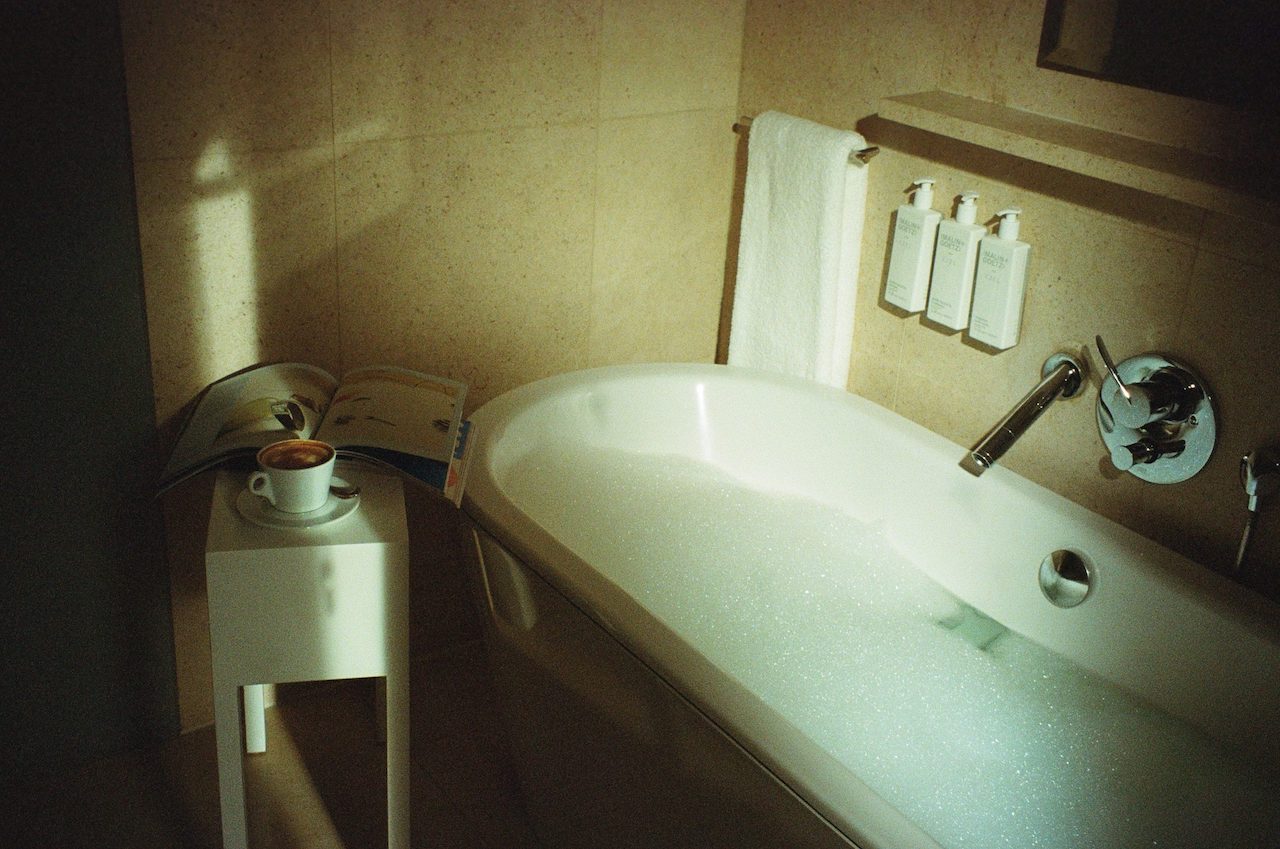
[248,439,336,513]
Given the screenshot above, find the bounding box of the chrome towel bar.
[733,115,879,164]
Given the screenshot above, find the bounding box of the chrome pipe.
[967,353,1086,476]
[733,116,880,163]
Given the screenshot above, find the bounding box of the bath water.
[504,445,1280,848]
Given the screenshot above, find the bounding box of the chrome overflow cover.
[1039,549,1093,608]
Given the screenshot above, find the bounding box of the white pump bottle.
[925,190,985,330]
[883,178,941,313]
[968,207,1030,350]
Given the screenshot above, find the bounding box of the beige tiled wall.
[122,0,745,729]
[741,0,1280,596]
[127,0,1278,729]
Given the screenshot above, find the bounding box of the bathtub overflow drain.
[1039,550,1093,608]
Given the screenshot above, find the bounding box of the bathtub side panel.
[470,528,859,849]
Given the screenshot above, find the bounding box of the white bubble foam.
[502,446,1280,848]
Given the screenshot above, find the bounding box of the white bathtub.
[462,363,1280,849]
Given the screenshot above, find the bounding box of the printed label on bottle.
[937,231,964,252]
[896,217,921,239]
[982,251,1009,271]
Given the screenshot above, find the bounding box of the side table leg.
[387,668,409,849]
[387,534,410,849]
[243,684,267,754]
[214,679,250,849]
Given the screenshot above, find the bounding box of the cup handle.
[248,471,272,504]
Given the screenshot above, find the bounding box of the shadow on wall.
[716,125,750,364]
[140,137,376,733]
[855,115,1192,236]
[143,140,347,448]
[147,132,477,731]
[145,128,355,728]
[130,0,743,731]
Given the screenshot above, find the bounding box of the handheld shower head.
[1235,446,1280,574]
[1241,448,1280,512]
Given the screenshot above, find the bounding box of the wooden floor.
[0,641,541,849]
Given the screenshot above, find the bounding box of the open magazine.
[159,362,472,505]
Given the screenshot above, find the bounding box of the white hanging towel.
[727,111,868,388]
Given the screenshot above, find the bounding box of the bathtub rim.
[464,362,1280,640]
[461,362,1280,848]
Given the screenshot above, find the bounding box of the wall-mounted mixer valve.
[1094,335,1217,484]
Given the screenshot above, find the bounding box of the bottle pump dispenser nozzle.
[912,178,936,209]
[956,190,979,225]
[996,207,1022,240]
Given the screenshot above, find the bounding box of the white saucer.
[236,477,360,529]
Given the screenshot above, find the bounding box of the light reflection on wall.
[192,139,259,380]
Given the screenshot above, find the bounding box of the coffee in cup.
[248,439,336,513]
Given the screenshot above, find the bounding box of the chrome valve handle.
[1109,438,1185,471]
[1095,335,1130,401]
[1095,335,1188,429]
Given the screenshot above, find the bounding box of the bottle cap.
[996,207,1022,240]
[911,178,936,210]
[956,190,979,225]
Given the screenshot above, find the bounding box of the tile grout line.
[129,107,731,169]
[325,0,344,375]
[583,0,606,371]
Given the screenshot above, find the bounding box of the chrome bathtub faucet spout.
[966,352,1088,476]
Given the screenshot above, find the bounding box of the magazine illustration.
[160,362,471,505]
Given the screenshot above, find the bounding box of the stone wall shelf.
[878,90,1277,221]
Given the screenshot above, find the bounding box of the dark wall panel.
[0,0,178,778]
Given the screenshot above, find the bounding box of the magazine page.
[160,362,338,489]
[317,366,466,491]
[444,418,475,506]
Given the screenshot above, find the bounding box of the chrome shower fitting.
[1235,447,1280,574]
[1094,335,1216,484]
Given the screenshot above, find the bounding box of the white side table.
[205,467,409,849]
